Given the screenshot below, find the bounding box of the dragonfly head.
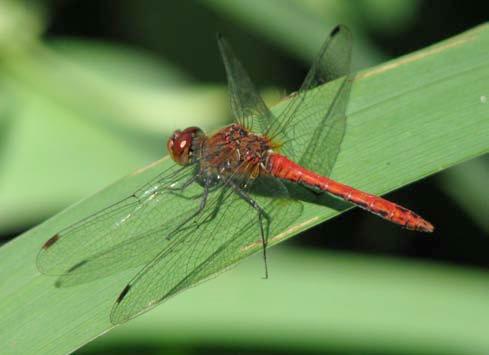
[167,127,204,165]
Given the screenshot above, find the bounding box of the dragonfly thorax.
[199,124,273,182]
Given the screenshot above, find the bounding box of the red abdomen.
[268,153,434,232]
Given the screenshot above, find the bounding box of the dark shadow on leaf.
[251,176,350,211]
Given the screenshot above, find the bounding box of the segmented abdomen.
[268,153,434,232]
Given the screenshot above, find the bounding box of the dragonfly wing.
[37,164,199,279]
[54,190,213,287]
[273,25,353,176]
[110,186,302,324]
[177,198,303,286]
[217,34,276,134]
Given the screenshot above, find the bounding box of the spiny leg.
[166,175,199,192]
[169,183,222,201]
[229,181,270,279]
[195,187,228,226]
[166,183,210,241]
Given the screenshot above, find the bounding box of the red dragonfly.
[38,25,433,324]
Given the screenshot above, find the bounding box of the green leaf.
[83,248,489,355]
[1,24,488,354]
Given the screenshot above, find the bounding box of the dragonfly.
[37,25,433,325]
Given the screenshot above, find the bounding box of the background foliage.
[0,1,488,354]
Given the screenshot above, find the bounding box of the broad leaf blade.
[0,24,488,354]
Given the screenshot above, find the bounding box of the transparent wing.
[110,185,302,324]
[271,25,354,176]
[217,26,353,176]
[217,33,277,134]
[37,163,200,278]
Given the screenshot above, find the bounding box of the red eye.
[167,127,203,165]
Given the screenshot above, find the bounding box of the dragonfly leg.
[166,175,198,192]
[168,183,221,201]
[134,165,191,198]
[166,184,210,241]
[229,182,270,279]
[135,174,198,203]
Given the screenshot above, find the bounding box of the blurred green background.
[0,0,488,354]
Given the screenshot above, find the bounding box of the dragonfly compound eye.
[167,127,203,165]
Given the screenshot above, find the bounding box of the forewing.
[110,187,302,324]
[37,164,199,278]
[273,25,353,176]
[217,34,276,133]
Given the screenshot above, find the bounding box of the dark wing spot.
[331,25,341,37]
[42,234,60,249]
[116,285,131,303]
[67,260,87,273]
